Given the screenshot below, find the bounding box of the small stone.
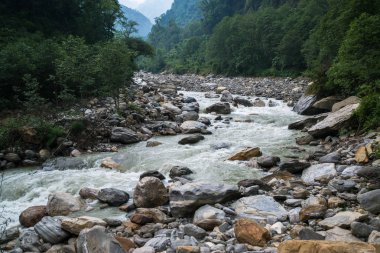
[355,146,369,164]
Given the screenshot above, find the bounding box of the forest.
[142,0,380,130]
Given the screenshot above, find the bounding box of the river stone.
[133,247,155,253]
[101,157,121,169]
[278,240,377,253]
[228,147,262,161]
[134,176,169,208]
[232,195,288,222]
[133,208,168,223]
[97,188,129,206]
[19,205,47,227]
[181,111,199,121]
[180,121,207,134]
[318,211,366,229]
[34,216,70,244]
[332,96,361,112]
[325,227,361,242]
[179,134,205,145]
[42,157,87,171]
[299,228,325,240]
[308,104,360,138]
[169,182,240,217]
[144,237,171,252]
[342,165,363,177]
[79,187,99,199]
[205,102,231,114]
[293,95,318,115]
[301,163,336,185]
[351,222,374,238]
[357,166,380,181]
[183,224,207,240]
[312,96,342,112]
[61,216,107,235]
[253,98,265,107]
[46,244,76,253]
[77,226,126,253]
[146,141,163,147]
[162,103,182,114]
[19,228,43,252]
[234,219,271,247]
[140,170,165,180]
[47,192,84,216]
[328,179,356,192]
[193,205,225,230]
[257,156,280,168]
[300,196,327,221]
[319,152,341,163]
[279,160,310,174]
[234,97,253,107]
[110,127,140,144]
[357,189,380,214]
[169,166,193,179]
[221,90,233,103]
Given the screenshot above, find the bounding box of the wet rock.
[34,216,70,244]
[301,163,336,185]
[238,179,272,191]
[234,97,253,107]
[42,157,87,171]
[332,96,361,112]
[19,205,47,227]
[97,188,129,206]
[228,147,262,161]
[318,211,366,229]
[325,227,361,242]
[79,187,99,199]
[351,222,374,238]
[299,196,327,221]
[134,177,169,208]
[101,157,121,169]
[193,205,225,230]
[278,240,377,253]
[357,189,380,214]
[0,226,20,244]
[308,104,360,138]
[110,127,140,144]
[319,152,341,163]
[180,121,207,134]
[19,228,43,252]
[169,166,193,179]
[257,156,280,168]
[293,95,318,115]
[232,195,288,222]
[198,117,211,126]
[140,170,166,180]
[234,219,271,247]
[47,192,84,216]
[179,135,205,145]
[170,182,239,217]
[77,226,126,253]
[180,111,200,122]
[146,141,163,147]
[61,216,107,235]
[279,160,310,174]
[220,90,233,103]
[183,224,207,240]
[299,228,325,240]
[296,135,315,145]
[205,103,231,114]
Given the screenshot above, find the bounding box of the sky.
[119,0,174,23]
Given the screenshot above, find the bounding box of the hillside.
[159,0,202,27]
[119,5,153,38]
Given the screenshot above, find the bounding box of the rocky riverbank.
[1,73,380,253]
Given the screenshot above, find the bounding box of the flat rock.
[312,96,342,111]
[325,227,362,242]
[205,102,231,114]
[180,121,207,134]
[179,134,205,145]
[318,211,366,229]
[170,182,240,217]
[62,216,107,235]
[193,205,225,230]
[232,195,288,222]
[301,163,336,185]
[332,96,360,112]
[228,147,262,161]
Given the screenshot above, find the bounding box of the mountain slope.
[119,5,153,38]
[159,0,202,27]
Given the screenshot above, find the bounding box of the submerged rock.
[178,134,205,145]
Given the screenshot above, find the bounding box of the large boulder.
[62,216,107,235]
[34,216,70,244]
[97,188,129,206]
[205,102,231,114]
[19,206,47,227]
[77,226,126,253]
[278,240,378,253]
[293,95,319,115]
[193,205,225,230]
[234,219,271,247]
[312,96,342,112]
[47,192,84,216]
[134,177,169,208]
[332,96,361,112]
[110,127,140,144]
[180,121,207,134]
[357,189,380,214]
[308,104,359,138]
[232,195,288,222]
[301,163,336,185]
[228,147,262,161]
[288,114,328,130]
[169,182,240,217]
[42,157,87,171]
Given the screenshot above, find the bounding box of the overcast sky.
[119,0,174,23]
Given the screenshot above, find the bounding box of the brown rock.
[234,219,271,247]
[300,197,327,222]
[278,240,377,253]
[228,147,262,161]
[61,216,107,235]
[133,177,169,208]
[116,237,136,251]
[176,246,200,253]
[19,206,47,227]
[101,157,121,169]
[355,146,369,164]
[122,220,141,234]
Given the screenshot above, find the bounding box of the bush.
[355,92,380,130]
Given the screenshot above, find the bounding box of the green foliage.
[160,0,202,27]
[355,92,380,130]
[70,120,87,136]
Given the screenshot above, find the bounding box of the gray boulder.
[301,163,336,185]
[77,226,126,253]
[319,152,341,163]
[183,224,207,240]
[288,114,328,130]
[110,127,140,144]
[193,205,225,230]
[19,228,43,252]
[312,96,342,112]
[180,121,207,134]
[205,103,231,114]
[34,216,70,244]
[293,95,319,115]
[220,90,233,103]
[169,166,193,179]
[358,189,380,214]
[97,188,129,206]
[279,160,310,174]
[134,177,169,208]
[332,96,360,112]
[47,192,84,216]
[178,134,205,145]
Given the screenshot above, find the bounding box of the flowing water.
[0,91,308,227]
